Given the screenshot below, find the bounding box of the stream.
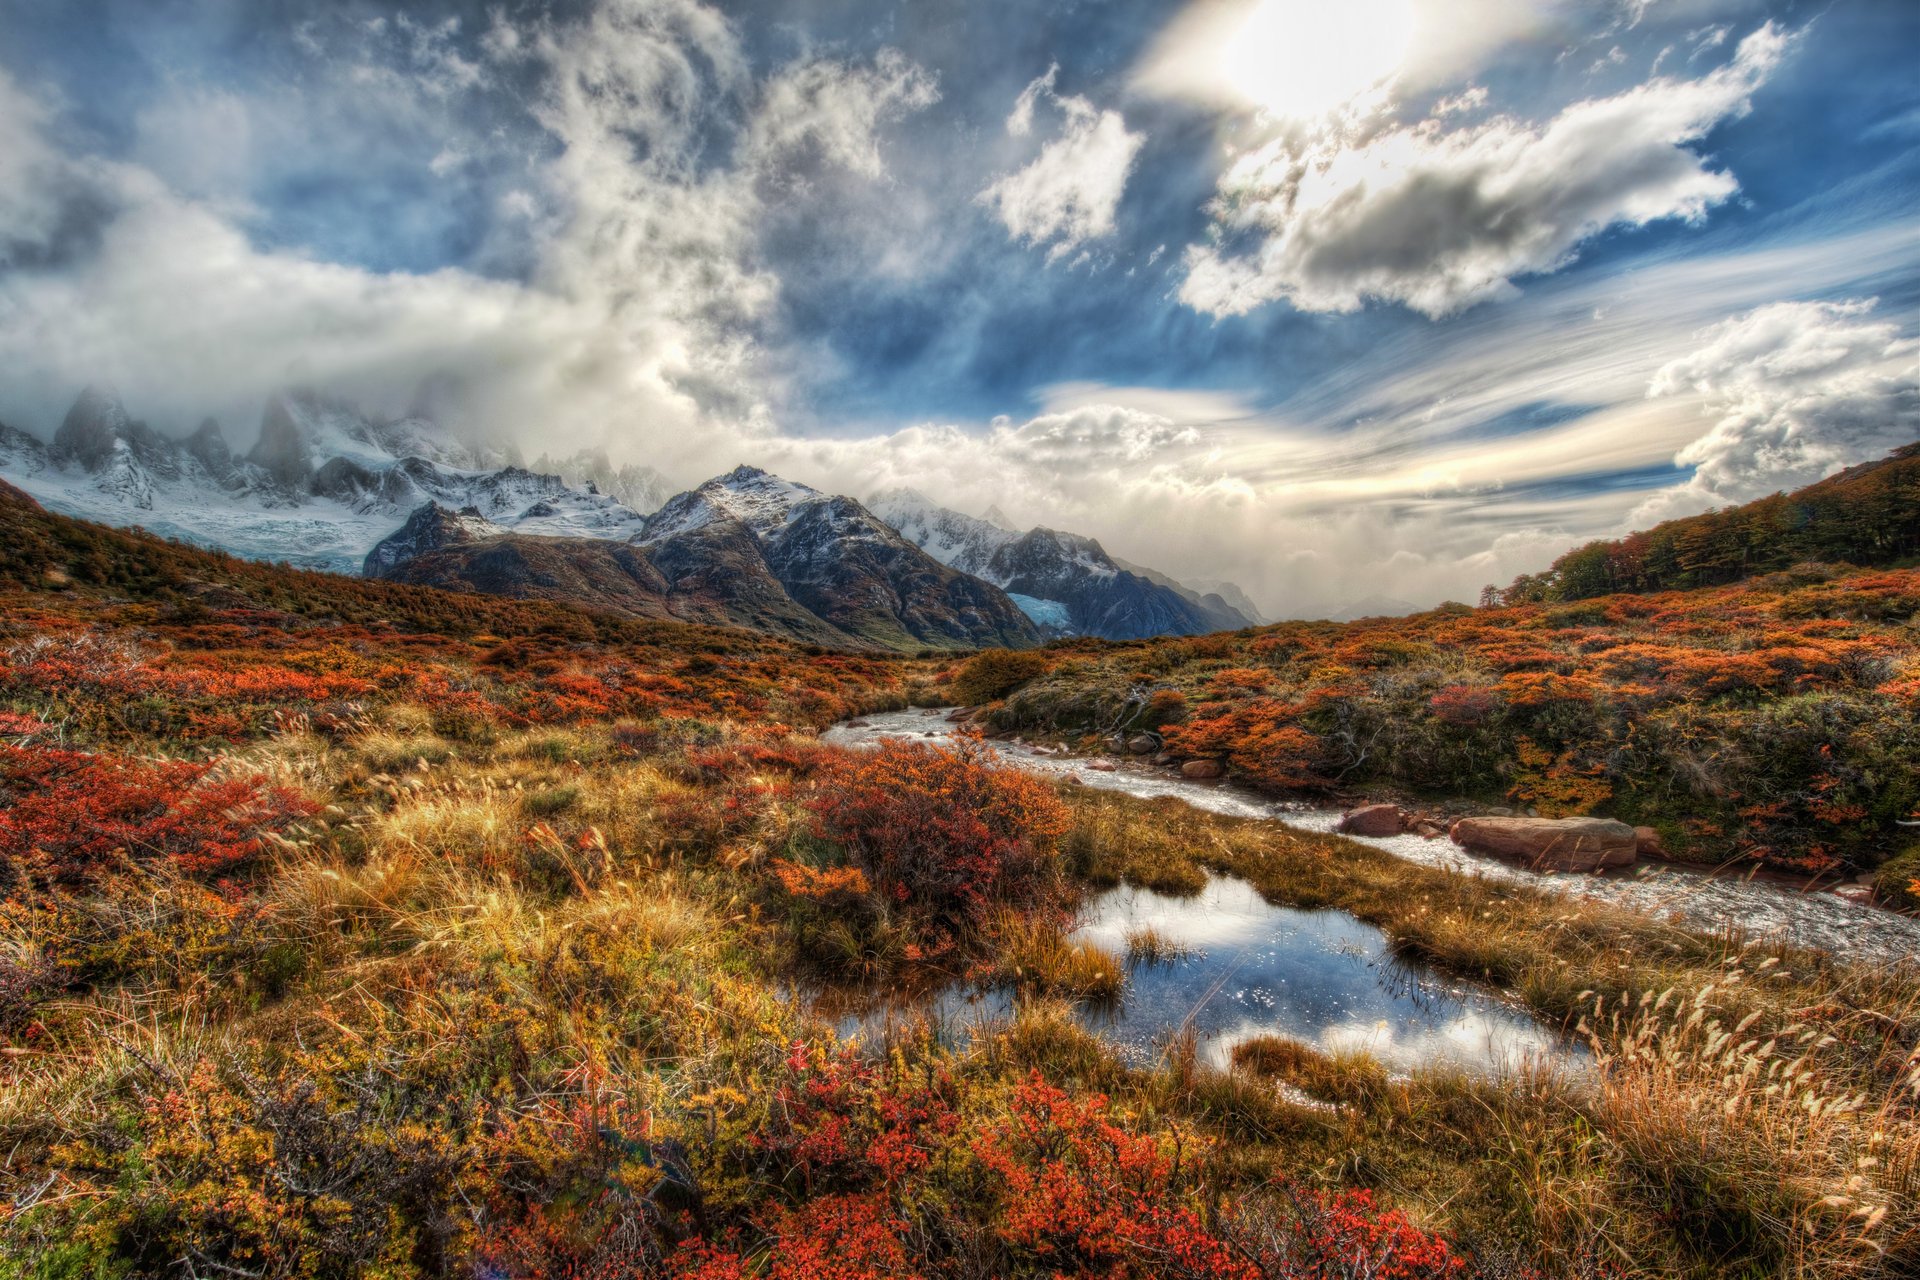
[821,709,1920,969]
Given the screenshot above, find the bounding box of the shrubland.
[987,563,1920,876]
[0,481,1915,1278]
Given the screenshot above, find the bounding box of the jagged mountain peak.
[52,385,134,469]
[871,489,1257,640]
[982,503,1018,531]
[643,465,829,544]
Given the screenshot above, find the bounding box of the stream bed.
[821,709,1920,970]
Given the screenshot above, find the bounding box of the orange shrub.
[807,740,1069,928]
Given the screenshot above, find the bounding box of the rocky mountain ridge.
[369,467,1041,651]
[867,488,1261,639]
[0,387,659,573]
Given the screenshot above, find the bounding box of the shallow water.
[827,875,1568,1076]
[820,708,1920,968]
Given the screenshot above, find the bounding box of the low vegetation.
[0,481,1915,1278]
[992,562,1919,876]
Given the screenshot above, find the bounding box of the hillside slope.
[1503,443,1920,603]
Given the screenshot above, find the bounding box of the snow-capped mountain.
[532,449,675,516]
[633,467,1040,649]
[370,467,1042,651]
[867,489,1261,640]
[0,387,652,573]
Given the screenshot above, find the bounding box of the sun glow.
[1140,0,1422,121]
[1227,0,1416,117]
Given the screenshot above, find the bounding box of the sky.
[0,0,1915,616]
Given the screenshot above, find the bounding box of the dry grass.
[1121,924,1195,967]
[1057,783,1920,1276]
[993,912,1125,1006]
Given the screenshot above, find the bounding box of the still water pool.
[828,874,1571,1077]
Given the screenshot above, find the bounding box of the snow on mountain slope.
[632,467,1041,650]
[0,388,654,575]
[534,450,674,516]
[868,489,1258,640]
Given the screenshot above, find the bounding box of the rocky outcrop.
[364,503,501,577]
[1450,816,1638,873]
[637,467,1040,652]
[1180,760,1225,779]
[1337,804,1408,837]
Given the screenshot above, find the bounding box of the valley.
[0,471,1914,1278]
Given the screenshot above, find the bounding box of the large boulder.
[1450,816,1638,873]
[1180,760,1225,780]
[1337,804,1408,837]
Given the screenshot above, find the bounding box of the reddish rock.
[1411,819,1447,839]
[1087,761,1118,773]
[1180,760,1225,780]
[1634,826,1668,860]
[1337,803,1407,837]
[1450,816,1638,873]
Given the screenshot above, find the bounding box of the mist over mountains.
[0,386,1263,650]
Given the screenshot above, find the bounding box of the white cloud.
[0,1,938,471]
[744,48,939,181]
[1135,0,1554,119]
[1179,23,1790,319]
[1636,298,1920,518]
[0,70,82,265]
[977,70,1143,259]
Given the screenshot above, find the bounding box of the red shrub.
[807,740,1069,928]
[0,742,314,888]
[671,1194,922,1280]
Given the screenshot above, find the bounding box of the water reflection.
[1066,878,1565,1073]
[823,876,1573,1078]
[821,708,1920,966]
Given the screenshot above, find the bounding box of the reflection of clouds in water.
[1074,878,1301,952]
[1203,1010,1563,1074]
[821,709,1920,965]
[1321,1009,1562,1071]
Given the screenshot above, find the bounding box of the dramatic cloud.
[1180,24,1790,318]
[1639,298,1920,517]
[0,1,938,465]
[0,0,1912,620]
[977,67,1143,259]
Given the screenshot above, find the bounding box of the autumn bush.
[994,566,1920,872]
[807,738,1071,931]
[3,476,1917,1280]
[0,741,314,889]
[949,646,1050,704]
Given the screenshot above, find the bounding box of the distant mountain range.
[373,469,1040,650]
[0,387,1265,651]
[867,489,1262,638]
[0,386,667,573]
